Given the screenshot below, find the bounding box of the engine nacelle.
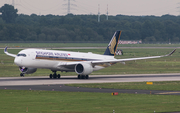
[75,63,93,75]
[19,67,37,74]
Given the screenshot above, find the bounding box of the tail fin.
[104,31,121,56]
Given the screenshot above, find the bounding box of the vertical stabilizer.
[104,31,121,56]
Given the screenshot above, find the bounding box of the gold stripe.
[36,57,83,61]
[108,36,116,54]
[114,31,121,56]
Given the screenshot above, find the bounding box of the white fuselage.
[14,49,115,72]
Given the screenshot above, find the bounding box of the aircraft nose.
[14,57,21,66]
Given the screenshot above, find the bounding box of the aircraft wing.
[91,49,176,65]
[59,49,176,69]
[4,47,17,57]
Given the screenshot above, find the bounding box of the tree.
[0,4,18,23]
[144,36,156,43]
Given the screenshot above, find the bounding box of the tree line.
[0,4,180,43]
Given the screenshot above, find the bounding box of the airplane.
[4,31,176,79]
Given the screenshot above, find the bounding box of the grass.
[0,43,108,48]
[1,43,180,48]
[1,89,180,113]
[66,81,180,91]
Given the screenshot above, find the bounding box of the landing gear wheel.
[58,74,61,79]
[77,75,88,79]
[49,74,52,79]
[81,75,85,79]
[53,74,57,79]
[78,75,81,79]
[20,73,24,77]
[49,71,61,79]
[85,75,89,79]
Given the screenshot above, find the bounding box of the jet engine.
[19,67,37,74]
[75,63,93,75]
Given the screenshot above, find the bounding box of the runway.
[1,73,180,86]
[0,74,180,95]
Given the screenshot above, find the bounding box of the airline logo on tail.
[108,36,117,54]
[104,31,121,56]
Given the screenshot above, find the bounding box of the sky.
[0,0,180,16]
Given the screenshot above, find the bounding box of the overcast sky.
[0,0,180,16]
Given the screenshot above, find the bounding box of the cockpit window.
[17,54,27,57]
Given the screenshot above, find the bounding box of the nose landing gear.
[20,73,24,77]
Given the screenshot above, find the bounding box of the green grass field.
[1,42,180,48]
[1,89,180,113]
[66,81,180,91]
[0,43,108,48]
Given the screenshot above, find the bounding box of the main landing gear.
[49,71,61,79]
[78,75,89,79]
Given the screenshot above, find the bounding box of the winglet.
[165,49,176,56]
[4,46,17,57]
[4,46,8,53]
